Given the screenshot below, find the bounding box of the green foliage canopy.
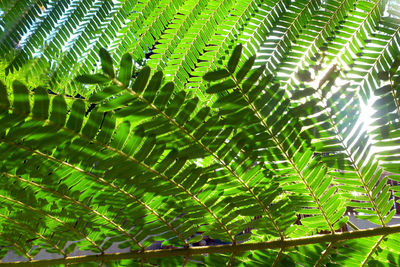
[0,0,400,266]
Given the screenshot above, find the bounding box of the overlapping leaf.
[203,44,348,234]
[1,0,400,266]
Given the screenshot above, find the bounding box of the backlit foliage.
[0,0,400,266]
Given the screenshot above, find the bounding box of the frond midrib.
[0,213,66,257]
[0,192,103,253]
[2,84,239,242]
[111,75,285,238]
[0,172,142,248]
[316,90,387,226]
[226,68,336,232]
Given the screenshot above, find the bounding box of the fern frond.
[0,0,44,52]
[204,44,347,233]
[271,0,356,87]
[327,0,387,66]
[109,0,156,56]
[370,234,400,266]
[83,49,295,240]
[0,80,222,251]
[146,0,207,72]
[292,69,394,226]
[1,1,142,96]
[1,0,400,265]
[254,0,322,72]
[0,212,66,257]
[163,0,235,88]
[1,172,143,248]
[186,0,289,97]
[125,0,185,62]
[0,191,104,253]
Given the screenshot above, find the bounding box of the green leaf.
[242,65,266,93]
[66,100,85,132]
[143,70,163,102]
[374,85,391,96]
[99,48,115,78]
[96,112,116,144]
[97,94,135,112]
[132,66,151,94]
[377,71,389,81]
[187,235,203,244]
[12,80,30,115]
[134,135,156,162]
[390,55,400,76]
[118,53,133,86]
[296,70,312,82]
[0,80,9,110]
[111,121,131,150]
[75,74,109,84]
[153,82,174,109]
[32,87,49,119]
[384,209,396,224]
[236,56,255,82]
[206,79,236,94]
[203,69,230,81]
[49,95,67,126]
[291,88,316,100]
[227,44,242,73]
[290,100,320,117]
[82,109,103,139]
[89,85,125,103]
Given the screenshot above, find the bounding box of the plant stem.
[4,224,400,266]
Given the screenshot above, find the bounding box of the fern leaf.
[274,0,355,87]
[255,0,322,72]
[84,50,297,239]
[293,70,394,226]
[204,45,347,233]
[186,0,289,96]
[1,1,400,265]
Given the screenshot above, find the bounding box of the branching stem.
[3,224,400,266]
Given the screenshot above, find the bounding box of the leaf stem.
[272,248,284,267]
[314,242,335,267]
[3,224,400,266]
[361,235,386,266]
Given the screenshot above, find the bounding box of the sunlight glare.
[359,96,377,132]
